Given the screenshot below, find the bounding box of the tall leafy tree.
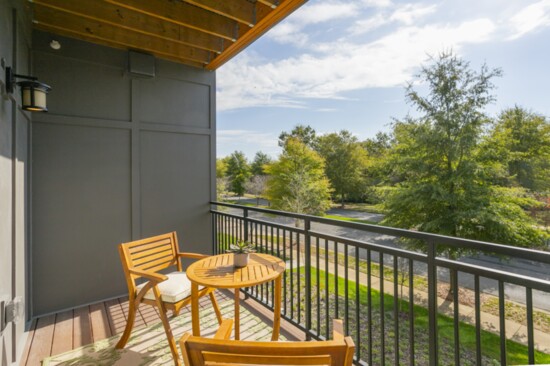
[226,151,251,197]
[316,130,368,207]
[250,151,272,176]
[482,106,550,192]
[383,52,546,250]
[278,125,317,148]
[265,138,332,215]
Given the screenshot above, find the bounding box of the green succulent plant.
[226,241,256,254]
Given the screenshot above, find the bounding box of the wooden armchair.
[179,319,355,366]
[116,231,222,366]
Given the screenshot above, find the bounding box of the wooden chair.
[179,319,355,366]
[116,231,223,366]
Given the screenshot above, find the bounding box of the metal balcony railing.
[210,201,550,366]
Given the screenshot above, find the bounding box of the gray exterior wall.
[0,1,32,365]
[31,31,216,316]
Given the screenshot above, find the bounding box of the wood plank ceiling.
[31,0,307,70]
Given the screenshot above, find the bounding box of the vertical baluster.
[526,287,535,364]
[368,249,373,366]
[271,226,275,307]
[393,255,399,366]
[475,275,481,366]
[380,252,385,366]
[408,258,415,366]
[335,242,339,319]
[297,229,301,324]
[325,238,329,339]
[453,269,460,366]
[283,229,287,316]
[499,281,506,366]
[316,236,321,337]
[427,241,438,366]
[304,218,312,340]
[355,245,361,362]
[290,231,294,319]
[345,244,349,335]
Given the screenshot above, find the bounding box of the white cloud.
[389,4,437,25]
[508,0,550,39]
[360,0,393,8]
[349,14,388,34]
[218,18,496,111]
[350,3,437,35]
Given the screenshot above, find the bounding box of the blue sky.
[216,0,550,159]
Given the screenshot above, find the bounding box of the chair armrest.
[332,319,345,341]
[129,268,168,283]
[214,319,233,340]
[178,252,210,260]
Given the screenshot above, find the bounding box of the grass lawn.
[287,267,550,365]
[322,214,379,225]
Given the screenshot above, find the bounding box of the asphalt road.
[220,201,550,311]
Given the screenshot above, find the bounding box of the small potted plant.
[226,241,256,268]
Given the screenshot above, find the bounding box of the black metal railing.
[210,201,550,366]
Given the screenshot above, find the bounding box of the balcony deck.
[20,290,301,366]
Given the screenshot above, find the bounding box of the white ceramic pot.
[234,253,249,268]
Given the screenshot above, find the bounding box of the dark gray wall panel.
[139,78,210,128]
[0,1,32,364]
[33,52,131,121]
[140,131,211,255]
[32,123,131,314]
[31,31,215,316]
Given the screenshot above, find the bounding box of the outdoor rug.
[42,299,284,366]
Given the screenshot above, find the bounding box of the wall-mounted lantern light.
[5,66,51,112]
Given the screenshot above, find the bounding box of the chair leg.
[154,292,181,366]
[209,291,223,325]
[116,298,137,349]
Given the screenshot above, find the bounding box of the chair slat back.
[119,232,181,289]
[181,337,354,366]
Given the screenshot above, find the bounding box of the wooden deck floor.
[20,290,301,365]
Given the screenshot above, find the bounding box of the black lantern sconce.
[5,67,51,112]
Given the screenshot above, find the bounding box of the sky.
[216,0,550,159]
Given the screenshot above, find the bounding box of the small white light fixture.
[49,40,61,50]
[5,67,52,112]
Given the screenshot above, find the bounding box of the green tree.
[226,151,251,197]
[278,124,317,148]
[316,130,368,207]
[482,106,550,192]
[216,157,228,178]
[265,138,332,215]
[383,52,547,250]
[250,151,272,176]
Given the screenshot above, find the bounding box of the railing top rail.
[210,201,550,264]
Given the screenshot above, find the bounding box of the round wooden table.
[187,253,285,340]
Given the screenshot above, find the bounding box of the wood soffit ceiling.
[30,0,308,70]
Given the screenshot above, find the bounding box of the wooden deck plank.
[73,305,92,347]
[24,314,55,366]
[104,298,126,335]
[20,318,37,366]
[89,302,112,341]
[51,310,74,355]
[138,304,161,326]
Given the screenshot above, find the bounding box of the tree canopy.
[226,151,251,197]
[278,124,317,148]
[265,138,332,215]
[316,130,368,206]
[382,52,546,249]
[251,151,272,176]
